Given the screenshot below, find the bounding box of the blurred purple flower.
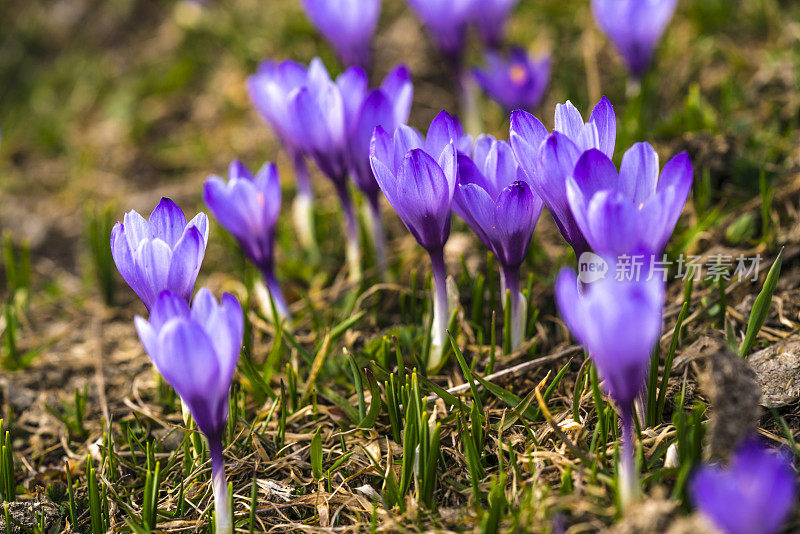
[247,59,317,250]
[509,97,616,258]
[566,144,693,258]
[453,135,543,348]
[110,198,209,311]
[691,437,797,534]
[370,110,466,370]
[203,161,289,318]
[135,288,242,533]
[472,0,519,48]
[474,47,550,114]
[349,65,414,267]
[286,58,369,279]
[300,0,380,68]
[591,0,678,78]
[405,0,475,64]
[555,268,664,505]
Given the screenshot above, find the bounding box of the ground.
[1,0,800,532]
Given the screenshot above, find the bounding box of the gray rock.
[747,336,800,408]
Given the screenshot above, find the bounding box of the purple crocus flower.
[474,47,551,114]
[203,160,289,318]
[288,58,368,280]
[555,268,664,507]
[300,0,380,69]
[453,135,543,349]
[591,0,678,79]
[135,289,243,534]
[349,65,414,268]
[405,0,475,65]
[691,437,797,534]
[370,111,465,371]
[510,97,616,259]
[472,0,519,48]
[566,144,693,259]
[247,60,317,252]
[110,198,209,311]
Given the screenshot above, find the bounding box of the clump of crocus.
[555,269,664,507]
[349,65,414,269]
[690,437,797,534]
[565,144,693,259]
[453,135,543,349]
[474,47,551,114]
[300,0,380,69]
[203,160,289,319]
[591,0,678,80]
[281,58,369,281]
[110,198,209,311]
[135,289,243,534]
[471,0,519,49]
[370,111,468,371]
[247,60,317,253]
[510,97,616,259]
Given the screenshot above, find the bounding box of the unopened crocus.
[474,47,551,114]
[555,269,664,507]
[300,0,380,69]
[288,58,367,281]
[591,0,678,79]
[203,160,289,318]
[349,65,414,268]
[111,198,209,311]
[135,289,243,534]
[453,135,543,349]
[370,111,464,371]
[691,437,797,534]
[472,0,519,48]
[566,144,693,260]
[510,97,616,259]
[247,60,317,252]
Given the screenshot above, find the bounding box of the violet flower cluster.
[453,135,543,349]
[249,57,413,278]
[370,110,468,370]
[112,198,241,533]
[691,437,797,534]
[474,48,551,114]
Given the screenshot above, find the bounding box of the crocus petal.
[149,290,191,331]
[336,66,368,130]
[122,210,150,253]
[483,139,520,193]
[535,132,583,246]
[111,222,139,297]
[491,181,541,267]
[395,148,451,249]
[369,125,396,171]
[571,148,619,197]
[554,268,586,341]
[167,226,205,302]
[588,96,616,158]
[425,110,464,158]
[554,101,585,140]
[380,65,413,126]
[148,198,188,248]
[392,124,425,172]
[135,239,173,309]
[156,318,225,435]
[453,182,495,249]
[203,176,260,242]
[351,91,395,195]
[619,142,659,205]
[186,212,210,246]
[255,163,282,228]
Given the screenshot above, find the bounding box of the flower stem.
[363,197,387,274]
[291,151,318,257]
[618,403,639,509]
[262,268,290,320]
[335,182,362,283]
[457,68,481,138]
[428,247,450,372]
[209,437,231,534]
[500,265,526,350]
